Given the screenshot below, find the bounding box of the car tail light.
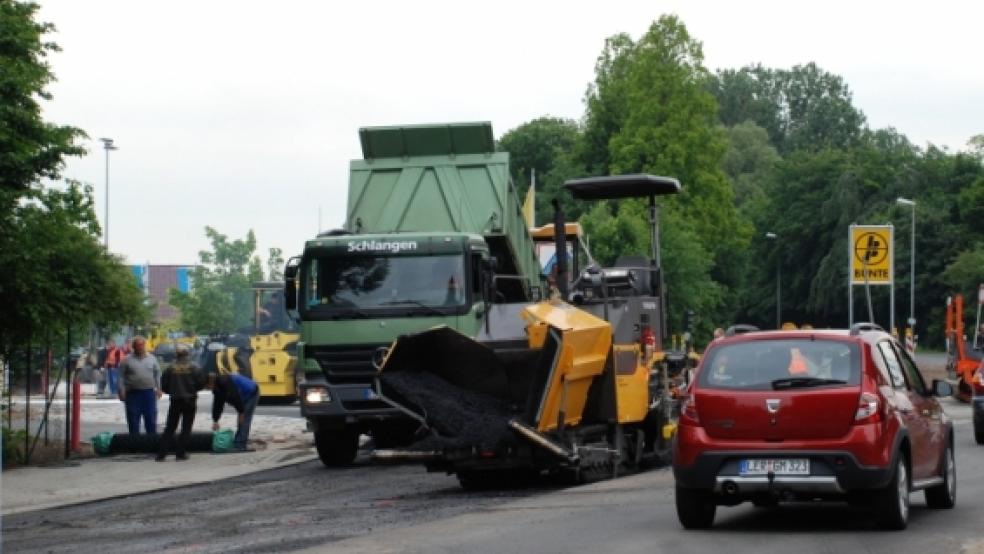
[854,392,881,423]
[680,392,700,425]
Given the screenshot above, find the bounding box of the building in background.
[130,264,194,322]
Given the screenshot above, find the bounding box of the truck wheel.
[875,456,909,530]
[925,442,956,509]
[675,485,715,529]
[314,429,359,467]
[457,470,494,491]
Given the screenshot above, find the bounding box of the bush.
[2,426,27,467]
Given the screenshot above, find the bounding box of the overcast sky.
[36,0,984,267]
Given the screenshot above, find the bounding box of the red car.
[673,323,956,530]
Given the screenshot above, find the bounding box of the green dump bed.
[345,122,539,298]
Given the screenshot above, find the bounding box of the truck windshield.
[304,254,467,313]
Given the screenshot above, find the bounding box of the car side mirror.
[932,379,953,397]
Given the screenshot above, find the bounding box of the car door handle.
[897,407,912,414]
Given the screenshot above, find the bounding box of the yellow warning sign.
[850,225,893,285]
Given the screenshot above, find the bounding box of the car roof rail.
[725,324,759,337]
[849,322,885,336]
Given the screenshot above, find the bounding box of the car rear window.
[699,339,861,390]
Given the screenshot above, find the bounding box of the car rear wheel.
[675,485,716,529]
[925,442,956,508]
[875,456,909,530]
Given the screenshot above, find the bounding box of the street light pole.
[99,138,118,250]
[766,232,780,329]
[896,198,916,334]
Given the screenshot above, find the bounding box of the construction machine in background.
[372,175,695,487]
[286,122,544,466]
[212,282,299,403]
[945,293,984,403]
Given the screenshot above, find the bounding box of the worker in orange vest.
[104,338,125,396]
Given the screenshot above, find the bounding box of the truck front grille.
[307,344,385,381]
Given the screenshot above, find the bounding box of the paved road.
[4,398,981,554]
[5,353,981,554]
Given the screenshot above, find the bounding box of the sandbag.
[91,431,114,456]
[212,428,235,452]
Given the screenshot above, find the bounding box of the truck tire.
[675,485,715,529]
[874,456,910,530]
[315,429,359,467]
[925,442,956,509]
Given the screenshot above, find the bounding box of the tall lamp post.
[99,138,118,250]
[765,232,781,329]
[897,197,916,346]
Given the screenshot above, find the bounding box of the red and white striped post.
[71,371,81,452]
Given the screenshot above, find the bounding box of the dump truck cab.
[287,122,542,466]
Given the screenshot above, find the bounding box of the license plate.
[739,458,809,475]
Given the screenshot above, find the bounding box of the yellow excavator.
[215,282,300,403]
[373,175,695,487]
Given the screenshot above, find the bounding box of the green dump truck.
[285,122,542,466]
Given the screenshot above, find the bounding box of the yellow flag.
[522,169,535,227]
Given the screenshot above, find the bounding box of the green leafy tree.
[0,3,143,368]
[169,228,264,335]
[0,182,149,355]
[499,117,585,222]
[711,63,866,154]
[0,1,85,197]
[579,15,751,332]
[722,121,780,211]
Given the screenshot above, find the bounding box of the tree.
[579,15,751,331]
[169,227,265,335]
[722,121,780,211]
[498,117,585,222]
[0,182,148,355]
[0,2,142,364]
[711,63,866,154]
[0,1,85,197]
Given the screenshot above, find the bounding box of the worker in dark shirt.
[157,345,206,461]
[208,372,259,452]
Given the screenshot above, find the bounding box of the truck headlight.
[305,386,330,404]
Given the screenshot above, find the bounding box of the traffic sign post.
[848,225,894,330]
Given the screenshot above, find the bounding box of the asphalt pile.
[381,370,519,450]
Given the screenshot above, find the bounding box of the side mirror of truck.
[284,256,301,313]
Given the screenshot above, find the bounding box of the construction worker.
[118,336,162,436]
[157,345,206,461]
[102,338,125,397]
[208,372,259,452]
